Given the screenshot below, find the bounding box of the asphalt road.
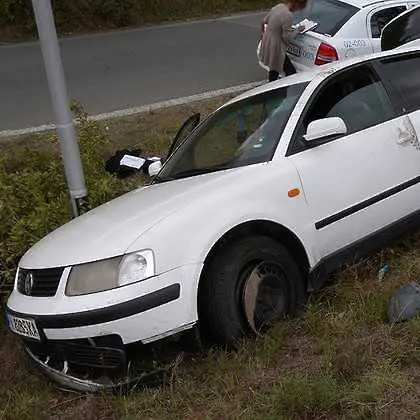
[0,12,267,131]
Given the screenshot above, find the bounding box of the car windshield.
[293,0,359,36]
[155,82,308,182]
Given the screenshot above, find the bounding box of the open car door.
[381,5,420,51]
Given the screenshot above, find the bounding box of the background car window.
[380,54,420,113]
[370,6,407,38]
[293,0,359,36]
[299,66,394,139]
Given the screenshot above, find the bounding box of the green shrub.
[0,107,140,303]
[0,0,273,39]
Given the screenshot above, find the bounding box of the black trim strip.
[6,284,180,330]
[309,208,420,291]
[315,175,420,230]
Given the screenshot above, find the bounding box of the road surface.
[0,12,267,131]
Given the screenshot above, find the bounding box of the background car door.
[381,5,420,50]
[287,63,420,259]
[368,4,408,52]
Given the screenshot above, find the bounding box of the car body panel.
[289,115,420,257]
[126,160,318,271]
[20,162,316,273]
[19,167,247,269]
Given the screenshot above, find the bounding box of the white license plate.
[287,43,301,57]
[7,314,41,340]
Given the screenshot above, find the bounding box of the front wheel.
[198,235,306,347]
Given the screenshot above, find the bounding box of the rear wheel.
[198,235,306,347]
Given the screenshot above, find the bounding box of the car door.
[381,5,420,50]
[368,4,408,52]
[287,62,420,260]
[377,52,420,153]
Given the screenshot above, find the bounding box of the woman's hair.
[289,0,308,11]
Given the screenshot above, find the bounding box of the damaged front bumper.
[6,264,202,391]
[24,334,170,392]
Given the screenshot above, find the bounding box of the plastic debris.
[105,149,162,179]
[387,283,420,323]
[378,264,389,281]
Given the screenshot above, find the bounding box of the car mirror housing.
[304,117,348,142]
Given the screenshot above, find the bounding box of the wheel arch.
[198,220,310,295]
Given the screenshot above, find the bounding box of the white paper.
[120,154,146,169]
[293,18,318,33]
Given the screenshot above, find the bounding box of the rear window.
[293,0,359,36]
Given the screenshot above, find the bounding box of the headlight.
[66,250,155,296]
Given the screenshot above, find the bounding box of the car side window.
[379,54,420,113]
[294,66,394,145]
[370,6,407,38]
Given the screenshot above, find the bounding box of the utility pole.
[31,0,87,217]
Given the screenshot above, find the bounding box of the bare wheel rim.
[241,261,290,333]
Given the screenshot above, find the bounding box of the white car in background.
[5,9,420,392]
[259,0,420,72]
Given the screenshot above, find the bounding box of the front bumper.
[6,264,202,391]
[7,263,201,344]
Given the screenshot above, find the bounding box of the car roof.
[225,43,420,106]
[334,0,415,9]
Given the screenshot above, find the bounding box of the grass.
[1,95,420,419]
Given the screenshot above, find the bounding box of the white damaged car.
[6,12,420,391]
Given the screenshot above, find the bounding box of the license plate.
[7,314,40,340]
[287,43,301,57]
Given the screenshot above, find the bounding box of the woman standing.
[259,0,308,82]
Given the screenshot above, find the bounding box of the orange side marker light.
[288,188,300,198]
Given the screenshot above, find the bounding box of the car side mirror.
[304,117,347,142]
[166,113,201,159]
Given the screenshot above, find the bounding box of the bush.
[0,107,140,303]
[0,0,273,39]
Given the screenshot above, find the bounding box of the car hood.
[20,168,243,269]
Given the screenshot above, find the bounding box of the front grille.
[17,267,64,297]
[53,342,125,369]
[26,335,126,370]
